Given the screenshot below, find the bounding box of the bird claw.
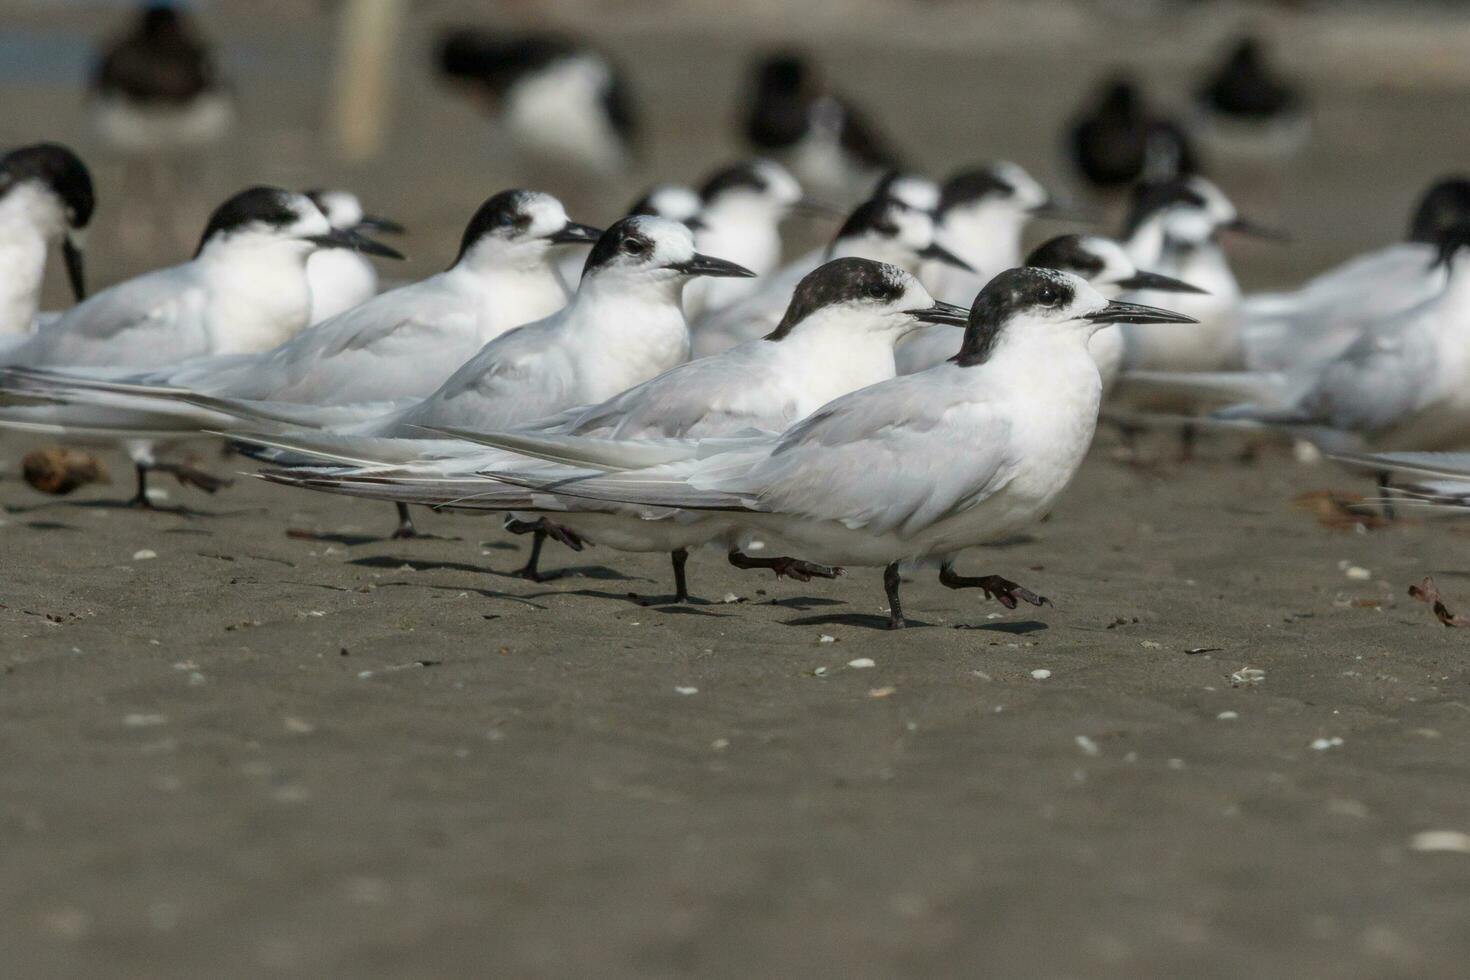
[980,578,1050,609]
[772,557,842,582]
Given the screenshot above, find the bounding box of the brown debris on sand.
[21,448,109,495]
[1408,577,1470,627]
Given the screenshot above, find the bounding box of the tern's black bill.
[356,214,405,235]
[306,227,405,260]
[906,300,970,326]
[1113,270,1209,294]
[1226,216,1290,241]
[1085,299,1197,325]
[62,236,86,301]
[548,222,603,244]
[918,241,975,272]
[673,253,757,278]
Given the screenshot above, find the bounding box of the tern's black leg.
[1179,423,1198,463]
[1378,471,1397,521]
[671,548,691,603]
[727,548,841,582]
[391,502,419,540]
[128,463,153,508]
[505,518,588,581]
[511,527,550,581]
[938,563,1051,610]
[883,562,905,629]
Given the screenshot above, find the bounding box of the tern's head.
[951,267,1197,366]
[1428,220,1470,273]
[830,196,972,274]
[1026,234,1207,297]
[697,159,804,224]
[626,184,704,229]
[1125,176,1285,248]
[304,189,405,239]
[195,187,404,263]
[871,171,941,213]
[453,190,599,272]
[766,256,967,344]
[936,162,1056,225]
[1409,177,1470,245]
[0,143,95,300]
[580,215,755,287]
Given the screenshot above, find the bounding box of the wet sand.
[4,3,1470,977]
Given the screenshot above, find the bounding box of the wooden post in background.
[330,0,405,163]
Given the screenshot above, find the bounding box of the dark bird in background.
[436,28,637,175]
[90,2,233,255]
[1196,36,1300,123]
[742,50,902,205]
[91,2,232,152]
[1067,76,1197,191]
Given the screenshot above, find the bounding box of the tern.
[304,189,405,324]
[0,186,402,504]
[691,192,971,356]
[741,50,902,205]
[896,233,1206,384]
[256,258,970,598]
[436,28,636,175]
[922,162,1067,305]
[0,143,94,337]
[481,268,1195,627]
[0,190,591,523]
[225,216,753,564]
[684,159,809,322]
[1068,75,1196,190]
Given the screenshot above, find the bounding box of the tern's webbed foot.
[939,565,1050,610]
[727,549,842,582]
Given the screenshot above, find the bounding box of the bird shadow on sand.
[379,581,549,609]
[22,520,81,531]
[758,595,845,611]
[782,613,1051,633]
[11,497,266,519]
[542,588,739,617]
[783,612,911,630]
[349,554,502,576]
[285,529,398,547]
[951,619,1050,634]
[349,554,639,583]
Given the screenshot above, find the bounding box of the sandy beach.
[4,2,1470,977]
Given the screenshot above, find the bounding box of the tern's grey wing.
[564,344,796,440]
[707,372,1014,536]
[376,326,577,437]
[6,265,205,368]
[1294,327,1437,433]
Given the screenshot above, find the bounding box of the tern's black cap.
[1409,177,1470,245]
[937,167,1016,216]
[1122,178,1208,237]
[952,268,1076,367]
[1025,235,1106,279]
[766,257,908,340]
[453,190,537,265]
[194,186,298,255]
[0,143,95,228]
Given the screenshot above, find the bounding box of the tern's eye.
[866,283,889,300]
[1037,285,1059,307]
[622,238,648,255]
